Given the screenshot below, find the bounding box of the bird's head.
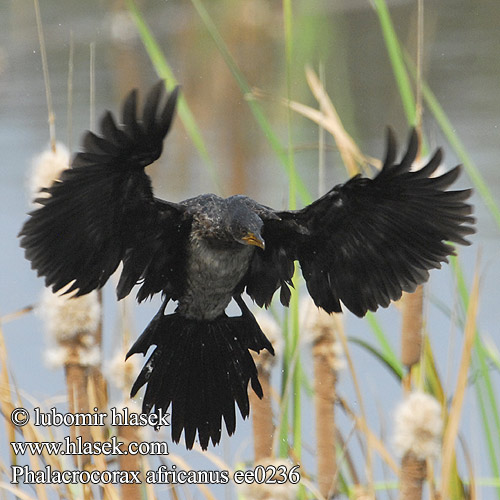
[227,199,265,250]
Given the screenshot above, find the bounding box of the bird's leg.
[126,297,169,358]
[233,295,275,356]
[158,296,169,316]
[234,295,251,318]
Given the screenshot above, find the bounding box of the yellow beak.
[242,232,265,250]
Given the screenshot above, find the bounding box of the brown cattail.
[250,312,280,461]
[40,287,102,465]
[352,485,375,500]
[303,298,345,499]
[116,401,144,500]
[108,348,144,500]
[394,392,443,500]
[399,452,427,500]
[401,286,424,368]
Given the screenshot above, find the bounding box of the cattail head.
[39,288,101,369]
[39,287,101,343]
[29,143,70,203]
[394,391,443,460]
[109,10,137,44]
[44,342,101,370]
[302,297,345,372]
[352,485,374,500]
[107,346,141,392]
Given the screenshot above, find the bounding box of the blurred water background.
[1,0,499,498]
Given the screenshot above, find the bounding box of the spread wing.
[19,81,190,302]
[244,129,475,317]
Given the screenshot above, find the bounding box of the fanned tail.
[126,303,273,450]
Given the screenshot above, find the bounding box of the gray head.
[226,197,265,250]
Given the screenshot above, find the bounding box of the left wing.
[243,129,475,317]
[19,82,190,301]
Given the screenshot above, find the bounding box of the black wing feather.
[244,129,475,317]
[19,81,185,301]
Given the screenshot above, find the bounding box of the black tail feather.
[127,306,273,450]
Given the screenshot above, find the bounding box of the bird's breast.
[177,236,254,320]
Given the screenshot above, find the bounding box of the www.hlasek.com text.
[11,435,169,457]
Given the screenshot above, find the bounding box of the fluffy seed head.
[394,391,443,460]
[29,143,70,203]
[109,10,137,44]
[39,288,101,342]
[44,343,101,369]
[44,345,71,369]
[107,347,142,391]
[301,297,345,372]
[77,344,101,368]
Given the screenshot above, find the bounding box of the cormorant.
[19,81,475,450]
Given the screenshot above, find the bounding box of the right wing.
[19,82,189,301]
[243,129,475,317]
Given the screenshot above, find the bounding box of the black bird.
[19,81,475,450]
